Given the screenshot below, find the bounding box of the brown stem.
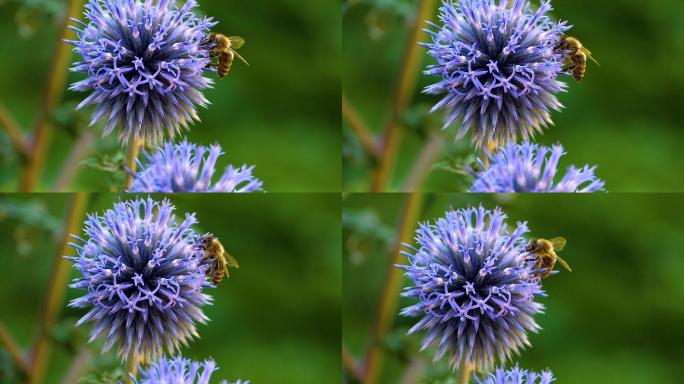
[401,132,446,192]
[0,320,30,375]
[342,344,363,382]
[457,360,474,384]
[29,193,90,384]
[124,138,143,190]
[370,0,436,192]
[362,193,424,384]
[0,101,30,160]
[19,0,85,191]
[52,130,96,192]
[342,94,379,160]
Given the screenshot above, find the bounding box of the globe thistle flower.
[66,197,212,361]
[475,364,555,384]
[133,355,248,384]
[398,206,544,370]
[469,142,605,192]
[128,139,263,192]
[423,0,571,147]
[67,0,217,144]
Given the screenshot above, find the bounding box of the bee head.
[193,233,215,250]
[525,238,539,252]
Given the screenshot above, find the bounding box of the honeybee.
[525,237,572,279]
[555,35,599,82]
[202,32,249,78]
[195,233,240,284]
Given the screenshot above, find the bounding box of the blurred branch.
[52,130,96,191]
[0,101,31,160]
[60,347,93,384]
[29,193,89,384]
[0,319,30,375]
[399,357,425,384]
[362,193,424,384]
[343,94,379,160]
[19,0,85,191]
[343,344,363,382]
[401,132,445,192]
[124,138,143,190]
[371,0,436,191]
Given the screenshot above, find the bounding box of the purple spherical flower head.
[397,206,545,370]
[128,139,263,192]
[133,355,249,384]
[66,197,212,361]
[67,0,217,144]
[423,0,570,147]
[469,142,605,192]
[475,364,555,384]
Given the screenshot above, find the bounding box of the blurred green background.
[0,0,340,192]
[0,193,341,383]
[343,194,684,383]
[343,0,684,192]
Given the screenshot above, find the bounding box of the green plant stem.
[399,357,425,384]
[342,344,363,382]
[126,352,139,384]
[362,193,424,384]
[480,141,498,169]
[401,132,445,192]
[370,0,436,192]
[19,0,84,192]
[342,94,379,160]
[0,320,30,375]
[457,360,474,384]
[60,347,93,384]
[52,130,96,191]
[0,100,30,160]
[29,193,89,384]
[124,138,143,190]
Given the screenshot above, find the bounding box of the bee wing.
[224,251,240,269]
[555,255,573,272]
[550,237,567,251]
[230,49,250,66]
[581,47,600,66]
[228,36,246,49]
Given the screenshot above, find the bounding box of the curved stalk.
[124,138,143,190]
[19,0,85,191]
[362,193,424,384]
[29,193,89,384]
[371,0,436,191]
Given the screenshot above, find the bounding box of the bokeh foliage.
[0,0,341,192]
[343,193,684,383]
[343,0,684,192]
[0,193,341,383]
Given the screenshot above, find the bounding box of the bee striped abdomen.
[217,50,234,78]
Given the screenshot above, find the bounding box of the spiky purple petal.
[68,0,217,143]
[133,355,248,384]
[128,139,263,192]
[424,0,570,146]
[398,206,544,370]
[470,142,605,192]
[66,197,212,361]
[475,364,555,384]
